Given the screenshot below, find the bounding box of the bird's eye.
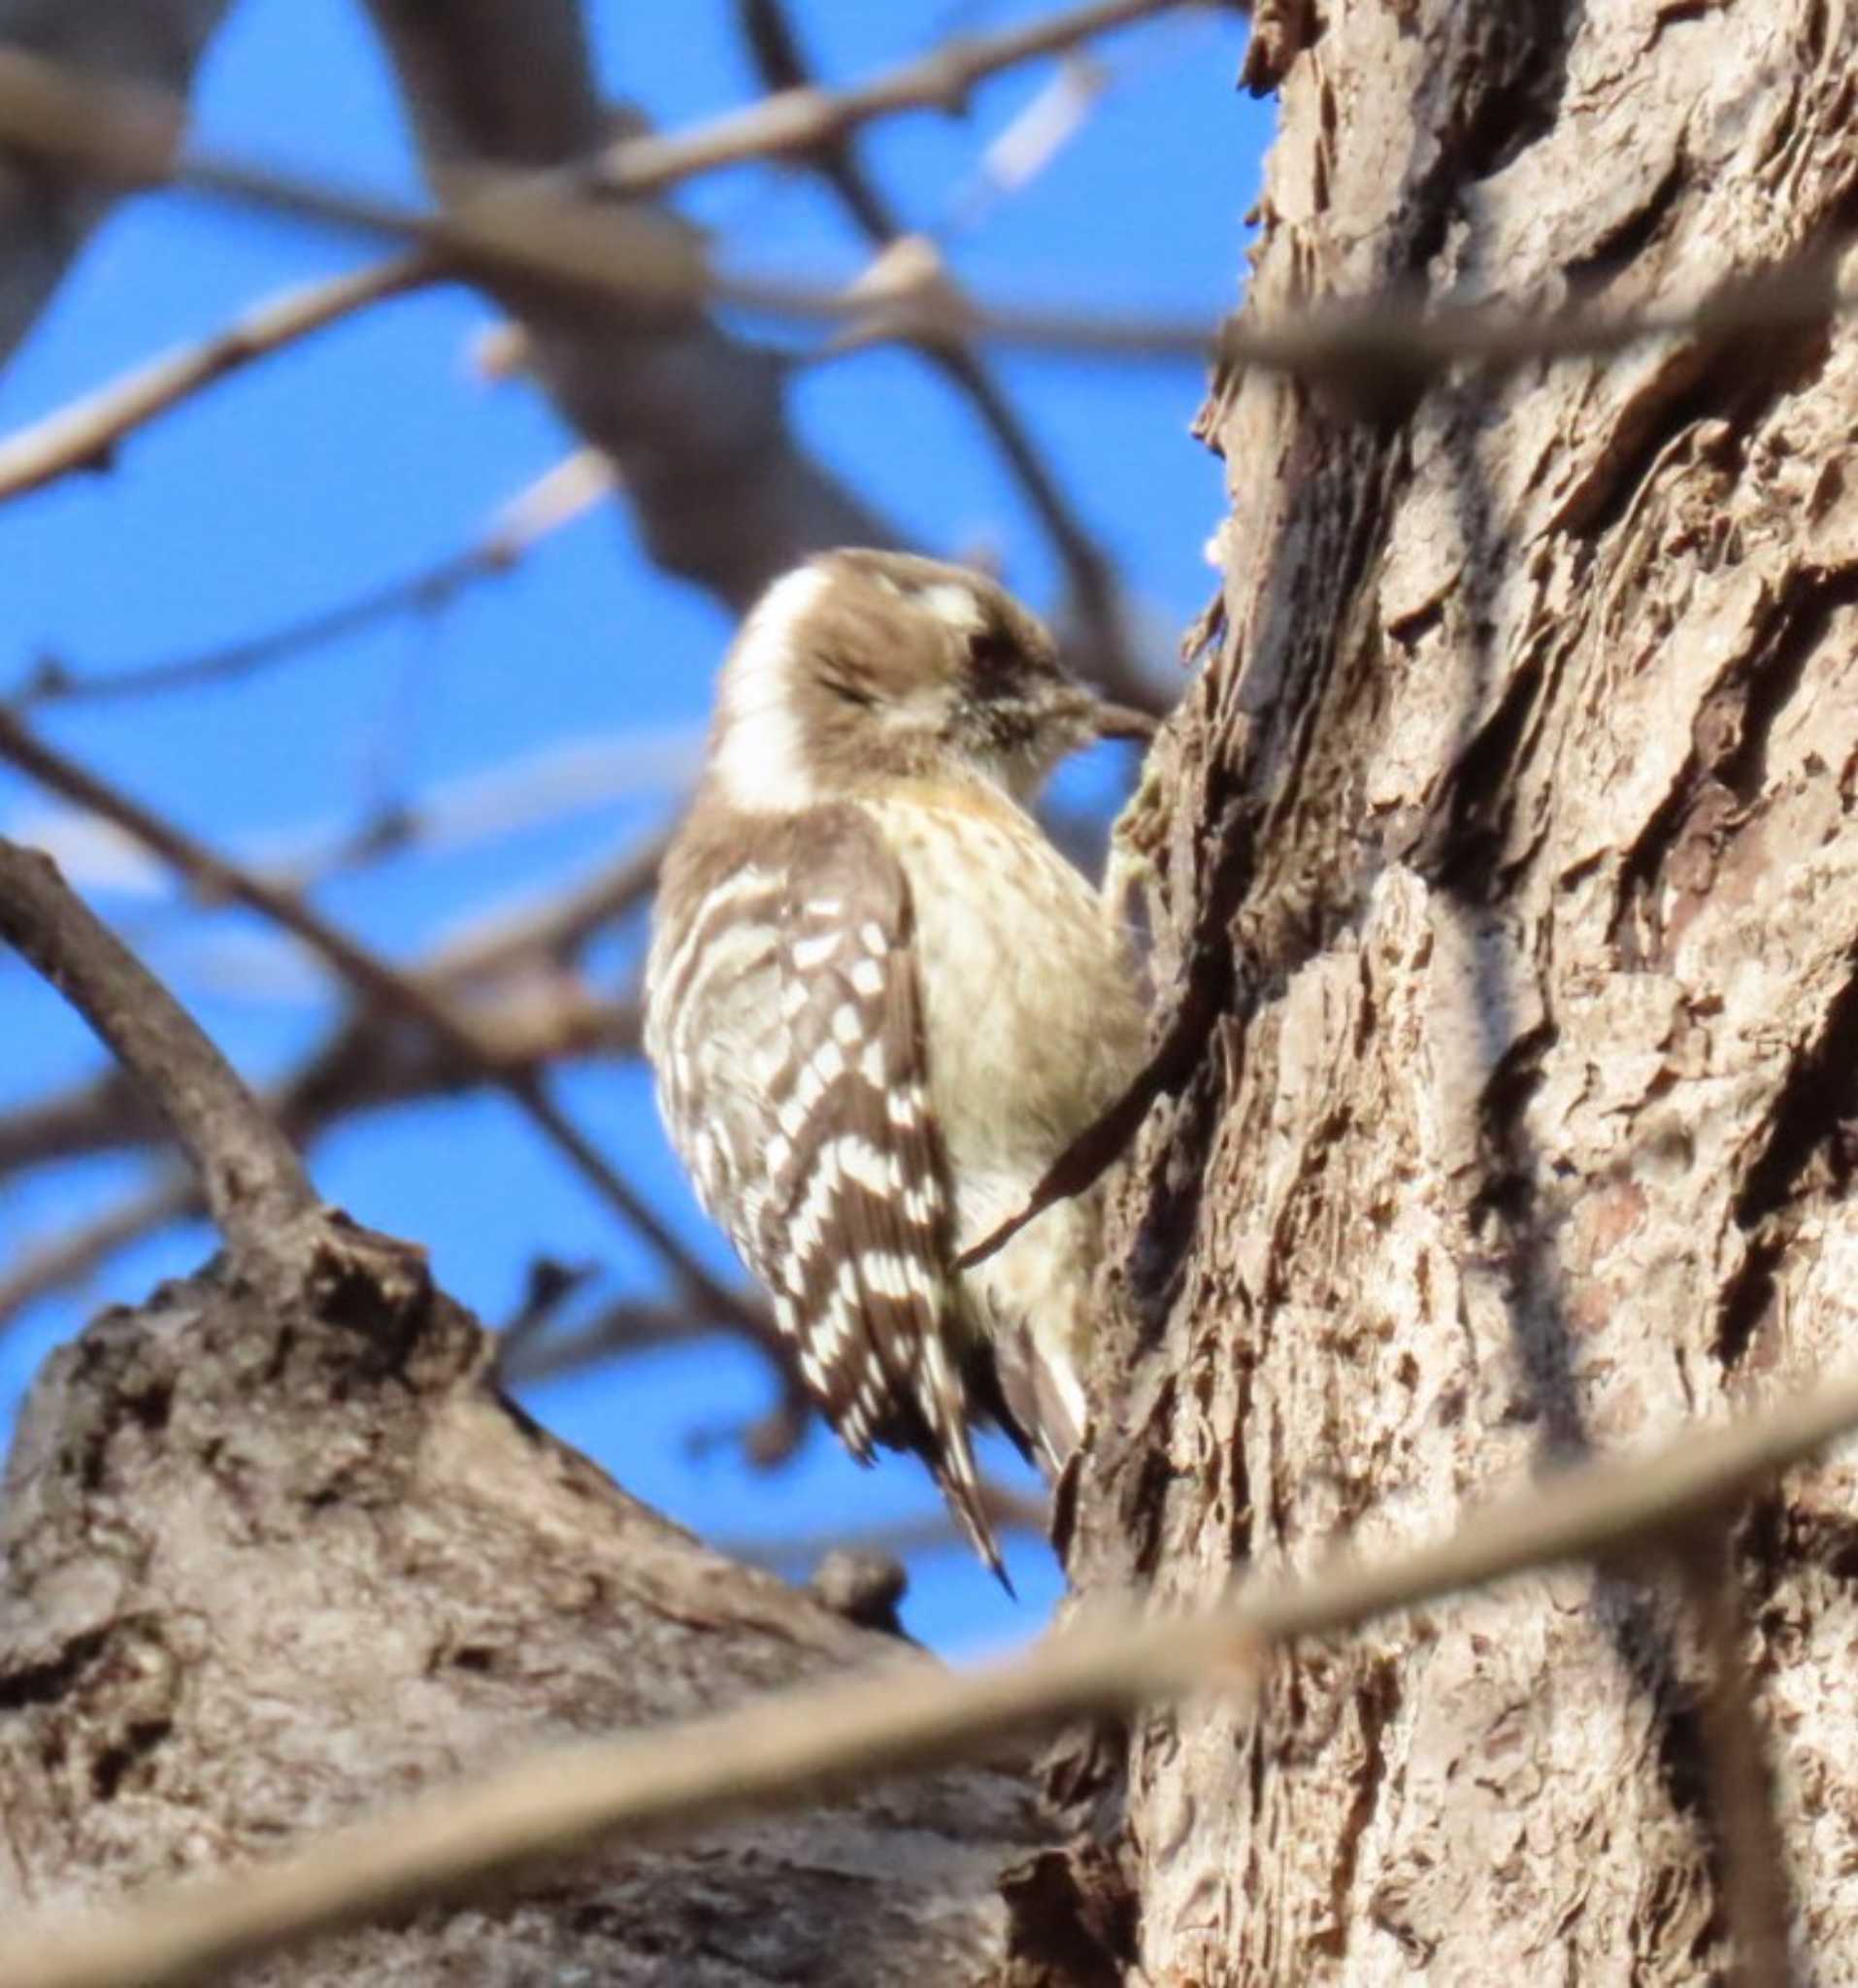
[827,677,878,710]
[967,627,1017,678]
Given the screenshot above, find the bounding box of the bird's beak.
[1089,697,1159,744]
[1045,683,1159,758]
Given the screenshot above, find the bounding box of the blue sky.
[0,1,1275,1650]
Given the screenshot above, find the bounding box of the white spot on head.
[916,581,983,634]
[713,564,833,812]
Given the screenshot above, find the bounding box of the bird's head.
[705,548,1152,812]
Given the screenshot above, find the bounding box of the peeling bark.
[1070,2,1858,1979]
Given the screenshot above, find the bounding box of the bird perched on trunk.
[645,549,1149,1582]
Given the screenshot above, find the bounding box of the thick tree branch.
[0,1212,1035,1986]
[0,840,313,1256]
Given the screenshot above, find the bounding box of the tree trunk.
[1071,1,1858,1979]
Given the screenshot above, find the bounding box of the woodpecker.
[644,549,1149,1580]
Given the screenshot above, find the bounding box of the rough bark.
[0,1211,1045,1984]
[1071,1,1858,1980]
[0,0,235,364]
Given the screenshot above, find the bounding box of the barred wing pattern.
[648,804,1004,1581]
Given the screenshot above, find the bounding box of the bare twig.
[496,1294,718,1387]
[0,254,428,510]
[438,828,668,981]
[0,842,314,1257]
[0,0,236,368]
[9,39,1853,381]
[0,1172,199,1330]
[0,989,633,1337]
[0,833,669,1334]
[598,0,1198,198]
[721,1476,1050,1572]
[361,0,900,615]
[0,46,712,322]
[502,1291,816,1464]
[13,448,614,709]
[946,50,1110,231]
[0,711,756,1341]
[14,549,486,709]
[7,1367,1858,1988]
[0,1064,162,1177]
[686,1373,820,1472]
[491,1255,601,1378]
[0,976,633,1188]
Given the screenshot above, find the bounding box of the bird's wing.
[750,803,1005,1582]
